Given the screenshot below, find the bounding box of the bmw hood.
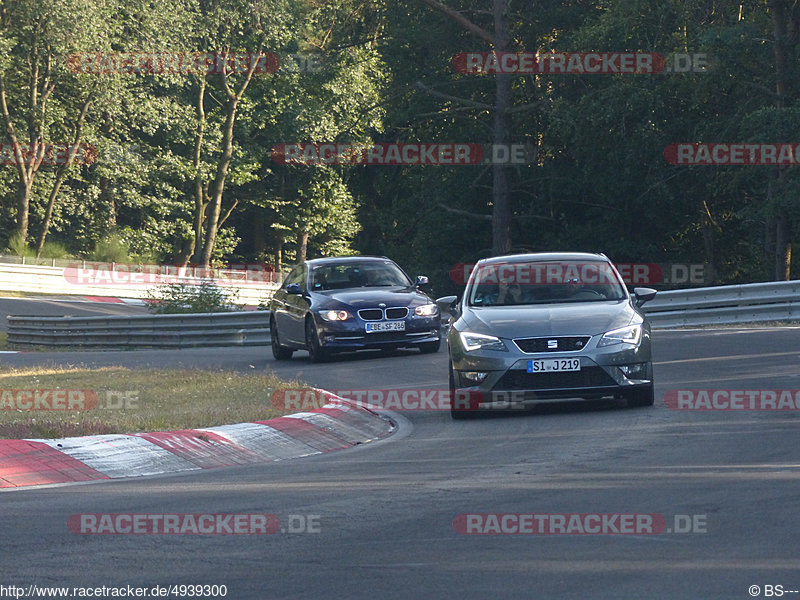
[319,288,431,308]
[463,301,639,338]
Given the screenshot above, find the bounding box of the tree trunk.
[296,231,309,263]
[253,211,265,258]
[765,215,776,270]
[106,177,116,228]
[491,0,512,255]
[35,92,93,255]
[199,55,260,266]
[701,206,716,285]
[0,52,55,243]
[769,0,793,280]
[200,99,238,266]
[418,0,512,255]
[191,77,207,264]
[775,213,791,280]
[35,170,66,255]
[14,180,32,240]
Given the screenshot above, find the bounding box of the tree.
[193,0,292,267]
[417,0,513,254]
[0,0,113,242]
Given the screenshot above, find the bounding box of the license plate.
[527,358,581,373]
[365,321,406,333]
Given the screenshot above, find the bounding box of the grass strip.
[0,367,308,439]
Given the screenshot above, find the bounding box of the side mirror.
[415,275,429,287]
[286,283,302,295]
[436,295,459,319]
[633,287,657,307]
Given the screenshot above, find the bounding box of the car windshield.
[467,260,627,306]
[310,262,411,291]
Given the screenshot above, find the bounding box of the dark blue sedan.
[269,256,441,362]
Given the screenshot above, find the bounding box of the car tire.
[305,316,328,363]
[450,362,479,419]
[270,318,294,361]
[419,339,441,354]
[625,384,654,407]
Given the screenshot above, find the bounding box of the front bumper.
[449,330,652,406]
[317,315,441,351]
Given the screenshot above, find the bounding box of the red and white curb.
[0,399,393,489]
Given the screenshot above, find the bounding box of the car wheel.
[270,318,294,360]
[305,317,328,363]
[419,339,441,354]
[625,384,654,407]
[450,361,478,419]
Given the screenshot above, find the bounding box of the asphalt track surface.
[2,315,800,599]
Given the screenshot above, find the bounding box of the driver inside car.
[365,268,394,286]
[496,281,524,305]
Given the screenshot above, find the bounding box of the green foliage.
[146,280,239,314]
[38,241,72,259]
[0,0,797,285]
[6,233,34,258]
[88,233,132,263]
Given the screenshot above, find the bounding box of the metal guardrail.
[7,311,271,348]
[7,280,800,349]
[643,280,800,328]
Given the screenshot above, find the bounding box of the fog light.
[462,371,488,384]
[620,363,647,378]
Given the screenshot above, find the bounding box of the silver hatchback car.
[438,252,657,419]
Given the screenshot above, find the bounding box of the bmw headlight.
[414,303,439,317]
[459,331,507,352]
[597,323,642,347]
[319,309,352,322]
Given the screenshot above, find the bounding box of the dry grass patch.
[0,367,309,439]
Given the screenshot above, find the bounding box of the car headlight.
[319,309,352,322]
[459,331,507,352]
[414,303,439,317]
[597,323,642,347]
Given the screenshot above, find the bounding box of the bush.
[38,240,72,259]
[146,280,239,314]
[89,233,132,263]
[6,233,34,258]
